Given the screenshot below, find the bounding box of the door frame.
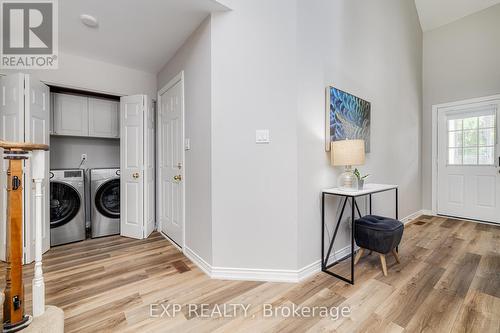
[431,93,500,215]
[156,71,185,249]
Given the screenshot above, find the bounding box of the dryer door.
[95,179,120,219]
[50,182,81,228]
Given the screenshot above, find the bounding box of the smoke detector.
[80,14,98,28]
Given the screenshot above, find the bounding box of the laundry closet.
[0,73,155,263]
[49,87,121,246]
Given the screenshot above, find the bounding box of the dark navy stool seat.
[354,215,404,276]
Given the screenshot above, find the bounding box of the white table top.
[322,183,398,197]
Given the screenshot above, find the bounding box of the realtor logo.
[1,0,58,69]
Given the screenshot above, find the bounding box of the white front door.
[437,99,500,224]
[0,73,24,261]
[120,95,145,239]
[157,76,184,246]
[24,75,51,262]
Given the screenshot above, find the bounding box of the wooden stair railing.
[1,140,49,332]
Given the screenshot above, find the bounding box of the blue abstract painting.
[326,86,371,152]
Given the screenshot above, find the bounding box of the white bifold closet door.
[0,73,50,263]
[120,95,155,239]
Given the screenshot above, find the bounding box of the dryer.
[50,169,86,246]
[90,168,120,238]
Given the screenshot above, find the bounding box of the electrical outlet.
[81,154,87,161]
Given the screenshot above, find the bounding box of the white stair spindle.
[32,150,45,317]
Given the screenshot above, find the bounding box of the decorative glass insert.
[447,112,496,165]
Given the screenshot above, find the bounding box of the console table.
[321,183,398,284]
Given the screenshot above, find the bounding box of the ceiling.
[415,0,500,31]
[59,0,229,73]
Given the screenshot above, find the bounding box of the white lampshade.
[331,139,365,166]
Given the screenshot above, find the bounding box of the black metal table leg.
[351,197,355,284]
[354,200,363,218]
[324,197,347,267]
[322,194,355,285]
[321,192,325,270]
[396,188,399,253]
[396,188,399,220]
[369,194,372,215]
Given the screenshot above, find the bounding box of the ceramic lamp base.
[338,166,358,191]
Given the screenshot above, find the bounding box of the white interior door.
[437,100,500,224]
[24,75,50,263]
[0,73,25,262]
[120,95,145,239]
[157,76,184,246]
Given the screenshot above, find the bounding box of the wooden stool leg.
[379,254,388,276]
[392,249,400,264]
[354,248,365,265]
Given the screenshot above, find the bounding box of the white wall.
[49,136,120,170]
[157,17,213,264]
[211,0,299,270]
[155,0,423,276]
[422,4,500,209]
[1,51,157,98]
[297,0,423,268]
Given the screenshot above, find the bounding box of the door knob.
[173,175,182,181]
[133,172,140,179]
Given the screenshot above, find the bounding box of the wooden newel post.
[1,140,49,333]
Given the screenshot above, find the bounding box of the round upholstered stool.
[354,215,404,276]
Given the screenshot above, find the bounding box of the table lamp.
[331,139,365,191]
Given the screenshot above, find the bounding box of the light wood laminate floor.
[1,216,500,332]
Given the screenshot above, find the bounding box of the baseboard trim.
[211,266,299,283]
[184,210,428,283]
[400,209,428,224]
[183,246,212,277]
[184,244,354,283]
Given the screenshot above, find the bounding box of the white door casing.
[157,73,184,247]
[0,73,24,261]
[144,100,155,238]
[120,95,145,239]
[436,98,500,224]
[24,75,51,262]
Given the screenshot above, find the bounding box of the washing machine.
[90,168,120,238]
[50,169,86,246]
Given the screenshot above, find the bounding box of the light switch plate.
[256,130,270,144]
[185,138,191,150]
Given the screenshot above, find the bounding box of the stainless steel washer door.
[50,181,86,246]
[50,182,81,228]
[95,179,120,219]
